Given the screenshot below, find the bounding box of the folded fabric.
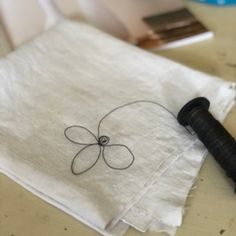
[0,20,235,236]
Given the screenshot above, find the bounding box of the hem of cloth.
[106,138,199,231]
[121,141,207,233]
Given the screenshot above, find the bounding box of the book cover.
[138,8,213,50]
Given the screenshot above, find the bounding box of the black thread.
[64,100,181,175]
[178,97,236,188]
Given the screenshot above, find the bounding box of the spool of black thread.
[177,97,236,191]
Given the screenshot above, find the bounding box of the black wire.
[64,100,185,175]
[187,107,236,184]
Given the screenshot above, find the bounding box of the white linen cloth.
[0,20,235,235]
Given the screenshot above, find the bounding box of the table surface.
[0,2,236,236]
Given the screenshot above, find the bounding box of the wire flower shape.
[64,100,179,175]
[64,125,135,175]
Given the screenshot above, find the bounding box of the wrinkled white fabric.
[0,20,235,236]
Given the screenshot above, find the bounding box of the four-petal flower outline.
[64,125,135,175]
[64,100,180,175]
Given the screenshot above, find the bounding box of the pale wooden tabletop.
[0,2,236,236]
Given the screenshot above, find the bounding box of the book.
[137,8,213,50]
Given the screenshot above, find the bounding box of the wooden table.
[0,2,236,236]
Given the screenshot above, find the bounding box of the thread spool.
[177,97,236,191]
